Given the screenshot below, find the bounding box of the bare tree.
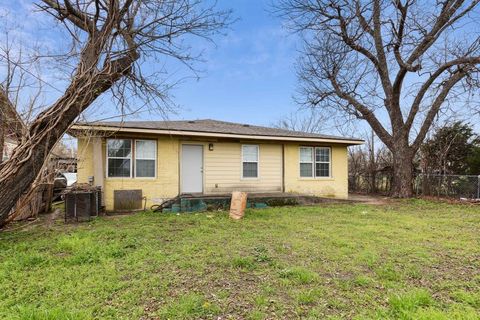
[0,26,30,162]
[277,0,480,197]
[272,109,330,133]
[0,88,25,161]
[0,0,230,226]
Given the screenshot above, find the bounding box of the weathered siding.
[283,143,349,199]
[203,142,282,194]
[75,135,350,211]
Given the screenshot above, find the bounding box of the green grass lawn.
[0,200,479,319]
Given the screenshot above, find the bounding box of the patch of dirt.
[1,208,64,233]
[348,193,392,205]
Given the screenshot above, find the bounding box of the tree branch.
[0,86,25,141]
[40,0,98,33]
[329,71,393,148]
[394,0,480,88]
[405,56,480,132]
[411,67,470,150]
[372,0,401,129]
[355,2,373,35]
[392,0,419,72]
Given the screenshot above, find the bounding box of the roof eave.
[68,124,364,145]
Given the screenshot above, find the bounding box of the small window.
[315,147,330,177]
[299,146,331,178]
[107,139,132,177]
[242,145,259,178]
[135,140,156,178]
[299,147,314,177]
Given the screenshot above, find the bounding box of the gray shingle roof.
[78,119,362,142]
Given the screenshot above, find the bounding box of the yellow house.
[69,119,363,211]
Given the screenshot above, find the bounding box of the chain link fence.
[349,173,480,199]
[415,174,480,199]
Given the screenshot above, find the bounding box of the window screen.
[299,146,331,178]
[299,147,313,177]
[242,145,259,178]
[107,139,132,177]
[135,140,156,177]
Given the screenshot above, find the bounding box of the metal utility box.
[65,188,102,222]
[113,189,143,211]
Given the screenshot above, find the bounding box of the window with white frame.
[299,147,331,178]
[135,140,156,178]
[107,139,132,177]
[242,145,259,178]
[299,147,314,177]
[315,147,330,177]
[106,139,157,178]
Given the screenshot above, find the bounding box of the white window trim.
[314,147,331,178]
[241,144,259,179]
[134,139,157,179]
[299,146,332,179]
[299,147,314,178]
[106,138,133,178]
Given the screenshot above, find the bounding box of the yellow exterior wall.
[103,136,179,210]
[283,143,349,199]
[76,135,350,210]
[77,136,179,211]
[203,142,282,194]
[77,137,94,184]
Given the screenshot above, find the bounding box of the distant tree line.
[274,111,480,194]
[276,0,480,197]
[420,122,480,176]
[348,121,480,194]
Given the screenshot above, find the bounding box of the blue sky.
[84,0,302,128]
[16,0,304,129]
[1,0,302,128]
[167,0,300,126]
[1,0,478,142]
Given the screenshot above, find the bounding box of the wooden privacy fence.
[5,183,54,224]
[2,155,60,227]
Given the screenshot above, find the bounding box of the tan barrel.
[229,191,247,220]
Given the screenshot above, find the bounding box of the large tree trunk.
[391,141,414,198]
[0,67,130,226]
[0,86,91,226]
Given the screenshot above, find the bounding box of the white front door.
[181,144,203,193]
